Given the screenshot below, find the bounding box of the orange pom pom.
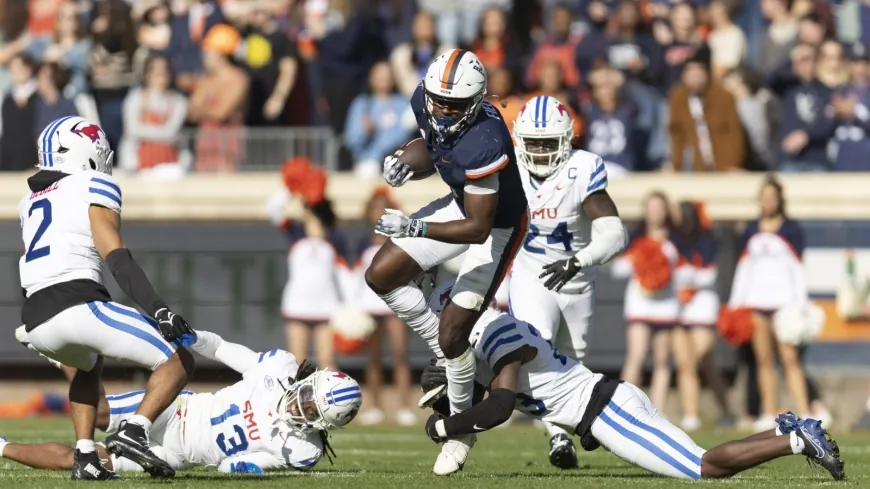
[717,307,755,345]
[299,167,328,205]
[333,332,369,355]
[630,237,672,292]
[281,157,311,192]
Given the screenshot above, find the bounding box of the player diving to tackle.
[18,116,196,479]
[509,95,628,469]
[419,280,846,480]
[365,48,528,474]
[3,329,362,474]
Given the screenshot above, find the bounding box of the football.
[395,138,436,180]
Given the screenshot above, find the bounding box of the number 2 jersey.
[470,310,603,431]
[512,150,608,293]
[18,170,120,329]
[172,349,323,470]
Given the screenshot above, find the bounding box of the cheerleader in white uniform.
[729,177,827,430]
[671,201,733,431]
[356,188,417,426]
[269,191,346,371]
[612,192,681,410]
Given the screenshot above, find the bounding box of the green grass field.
[0,418,864,488]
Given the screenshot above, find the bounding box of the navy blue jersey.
[410,85,527,229]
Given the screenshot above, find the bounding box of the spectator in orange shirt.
[525,4,582,90]
[526,59,583,142]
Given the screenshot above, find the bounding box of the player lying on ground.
[2,328,362,474]
[418,280,846,480]
[18,117,195,479]
[509,95,628,469]
[364,48,529,474]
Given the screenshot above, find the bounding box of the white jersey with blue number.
[471,311,603,431]
[18,171,122,297]
[176,350,323,469]
[513,150,608,293]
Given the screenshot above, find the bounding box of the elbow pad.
[575,216,628,268]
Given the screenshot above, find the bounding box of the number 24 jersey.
[512,150,608,293]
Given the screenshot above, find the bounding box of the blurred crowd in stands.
[1,0,870,174]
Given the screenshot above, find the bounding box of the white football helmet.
[513,96,574,178]
[422,49,487,139]
[277,369,361,432]
[37,116,114,175]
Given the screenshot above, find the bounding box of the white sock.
[128,414,152,433]
[544,421,569,438]
[788,431,805,455]
[446,347,475,414]
[380,285,443,358]
[0,438,8,457]
[76,439,96,454]
[775,427,783,436]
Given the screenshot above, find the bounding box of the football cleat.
[71,449,119,480]
[548,433,579,470]
[105,421,175,478]
[795,418,846,481]
[775,411,801,435]
[418,384,447,409]
[432,434,476,475]
[15,325,63,370]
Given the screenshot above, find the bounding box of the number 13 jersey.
[18,171,122,297]
[512,150,608,294]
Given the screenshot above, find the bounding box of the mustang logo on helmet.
[72,123,102,143]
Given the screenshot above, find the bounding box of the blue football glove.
[230,461,264,475]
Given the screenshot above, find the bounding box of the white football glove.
[383,155,414,187]
[375,208,426,238]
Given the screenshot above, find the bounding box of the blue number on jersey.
[523,222,573,254]
[516,392,547,416]
[523,224,545,254]
[548,222,573,252]
[211,404,249,456]
[25,200,52,262]
[527,324,567,366]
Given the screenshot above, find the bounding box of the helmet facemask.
[276,378,324,433]
[515,126,573,178]
[424,88,485,140]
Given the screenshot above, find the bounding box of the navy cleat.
[795,418,846,481]
[105,420,175,478]
[548,433,580,470]
[775,411,801,434]
[71,449,119,480]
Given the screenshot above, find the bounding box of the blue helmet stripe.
[43,116,74,168]
[534,96,542,128]
[541,96,549,128]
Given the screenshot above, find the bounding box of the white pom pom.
[330,304,375,341]
[773,303,826,346]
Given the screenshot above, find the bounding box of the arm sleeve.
[87,173,122,213]
[217,452,286,473]
[188,330,264,374]
[440,388,515,436]
[106,248,168,317]
[574,216,628,269]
